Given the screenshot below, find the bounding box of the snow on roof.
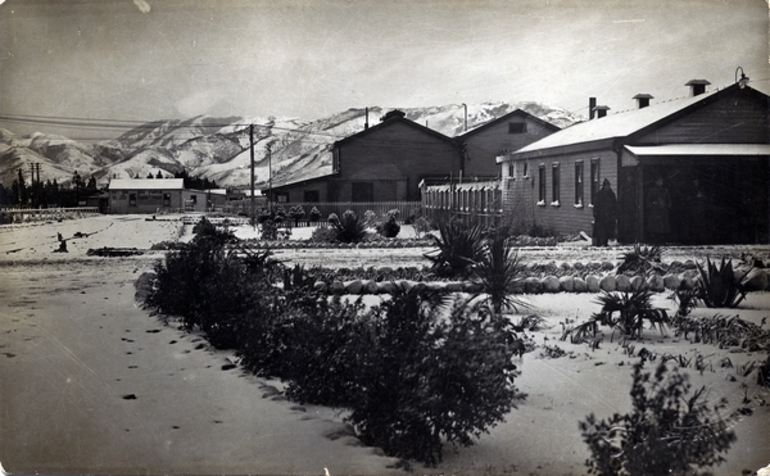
[625,144,770,156]
[108,179,184,190]
[513,87,723,155]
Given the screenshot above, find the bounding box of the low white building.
[108,179,208,214]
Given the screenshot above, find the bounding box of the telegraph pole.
[250,124,255,228]
[267,142,273,213]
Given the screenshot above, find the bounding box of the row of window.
[536,158,601,207]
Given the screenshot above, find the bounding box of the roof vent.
[685,79,711,96]
[593,105,610,119]
[589,97,597,120]
[380,109,406,122]
[633,93,654,109]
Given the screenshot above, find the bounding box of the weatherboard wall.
[461,112,560,179]
[332,120,461,202]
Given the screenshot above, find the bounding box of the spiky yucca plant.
[330,210,369,243]
[617,243,663,275]
[593,289,669,339]
[473,230,527,314]
[424,220,485,278]
[696,257,748,308]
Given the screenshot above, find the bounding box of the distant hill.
[0,102,581,190]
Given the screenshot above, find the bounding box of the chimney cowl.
[592,105,610,119]
[633,93,654,109]
[685,79,711,96]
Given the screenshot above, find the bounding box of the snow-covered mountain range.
[0,102,581,190]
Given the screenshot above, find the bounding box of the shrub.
[592,289,669,340]
[348,288,525,466]
[405,206,422,225]
[257,207,272,224]
[473,230,526,314]
[617,243,664,275]
[413,216,434,238]
[310,224,337,243]
[148,225,278,349]
[260,219,278,241]
[424,220,486,278]
[330,210,368,243]
[376,212,401,238]
[363,210,377,228]
[696,257,748,308]
[579,361,736,476]
[273,205,286,224]
[309,206,322,223]
[288,205,305,226]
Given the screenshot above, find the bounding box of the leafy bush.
[696,257,748,308]
[288,205,305,226]
[309,206,322,222]
[273,205,286,224]
[413,216,434,238]
[473,230,526,314]
[592,289,669,340]
[148,224,277,349]
[376,211,401,238]
[405,206,422,225]
[579,361,736,476]
[310,224,337,243]
[330,210,369,243]
[348,288,525,466]
[424,220,486,278]
[363,210,377,227]
[260,219,278,240]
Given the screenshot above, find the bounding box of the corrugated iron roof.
[108,179,184,190]
[513,87,723,154]
[625,144,770,156]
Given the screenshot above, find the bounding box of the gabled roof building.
[497,80,770,244]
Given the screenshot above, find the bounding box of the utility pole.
[249,124,255,228]
[461,103,468,132]
[267,142,273,213]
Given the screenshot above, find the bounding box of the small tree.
[580,361,736,476]
[309,206,322,223]
[288,205,306,226]
[473,230,526,314]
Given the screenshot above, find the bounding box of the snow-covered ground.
[0,214,768,475]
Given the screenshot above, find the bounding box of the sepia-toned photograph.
[1,1,769,475]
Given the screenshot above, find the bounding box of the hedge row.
[313,268,770,295]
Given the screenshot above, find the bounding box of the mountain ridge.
[0,101,582,190]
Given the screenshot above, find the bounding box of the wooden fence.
[0,207,101,224]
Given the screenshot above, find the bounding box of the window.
[129,193,137,207]
[508,122,527,134]
[351,181,373,202]
[163,193,171,206]
[303,190,320,202]
[538,165,546,204]
[574,161,584,206]
[522,161,529,178]
[551,163,560,205]
[508,163,515,178]
[590,158,601,205]
[276,193,289,203]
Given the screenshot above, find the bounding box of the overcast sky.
[0,0,767,139]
